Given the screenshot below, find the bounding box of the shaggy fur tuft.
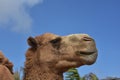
[0,51,14,80]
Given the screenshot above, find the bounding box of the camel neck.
[23,65,63,80]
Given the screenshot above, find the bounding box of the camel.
[23,33,98,80]
[0,51,14,80]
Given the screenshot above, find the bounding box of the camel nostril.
[83,37,93,41]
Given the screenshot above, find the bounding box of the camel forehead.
[40,33,59,39]
[39,33,90,39]
[35,33,59,44]
[35,33,90,44]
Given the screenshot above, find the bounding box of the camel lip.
[80,51,95,55]
[75,50,97,56]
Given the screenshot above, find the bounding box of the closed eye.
[50,37,62,49]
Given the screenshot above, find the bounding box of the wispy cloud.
[0,0,43,33]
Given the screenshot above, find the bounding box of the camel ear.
[27,37,37,48]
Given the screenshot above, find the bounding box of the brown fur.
[24,33,98,80]
[0,51,14,80]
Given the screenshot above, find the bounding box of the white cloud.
[0,0,43,33]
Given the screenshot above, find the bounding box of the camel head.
[27,33,98,73]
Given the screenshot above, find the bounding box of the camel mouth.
[75,51,96,56]
[80,51,95,55]
[75,50,98,65]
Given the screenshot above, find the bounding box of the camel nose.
[82,37,93,41]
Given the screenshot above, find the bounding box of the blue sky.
[0,0,120,79]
